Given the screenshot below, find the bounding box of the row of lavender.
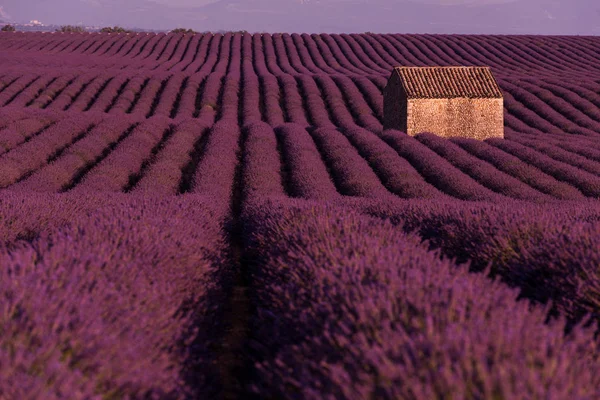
[240,127,600,397]
[1,107,599,203]
[2,127,600,398]
[2,68,600,144]
[0,102,245,397]
[241,198,600,399]
[1,32,599,80]
[0,192,231,399]
[2,32,599,135]
[241,120,600,330]
[2,198,599,399]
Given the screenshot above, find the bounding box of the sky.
[0,0,597,35]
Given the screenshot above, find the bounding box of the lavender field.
[1,31,600,399]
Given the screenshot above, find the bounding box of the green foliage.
[99,26,131,33]
[1,24,15,32]
[56,25,86,33]
[170,28,196,34]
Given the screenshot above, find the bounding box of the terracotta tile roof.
[393,66,503,99]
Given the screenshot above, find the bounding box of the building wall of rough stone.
[406,97,504,140]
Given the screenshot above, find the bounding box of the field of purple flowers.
[0,31,600,399]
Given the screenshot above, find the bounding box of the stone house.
[383,66,504,140]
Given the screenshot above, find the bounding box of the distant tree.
[56,25,86,33]
[100,26,131,33]
[170,28,196,34]
[213,29,248,34]
[1,24,16,32]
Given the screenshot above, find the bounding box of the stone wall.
[405,97,504,140]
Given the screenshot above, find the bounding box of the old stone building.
[383,66,504,140]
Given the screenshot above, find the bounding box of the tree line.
[1,24,250,34]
